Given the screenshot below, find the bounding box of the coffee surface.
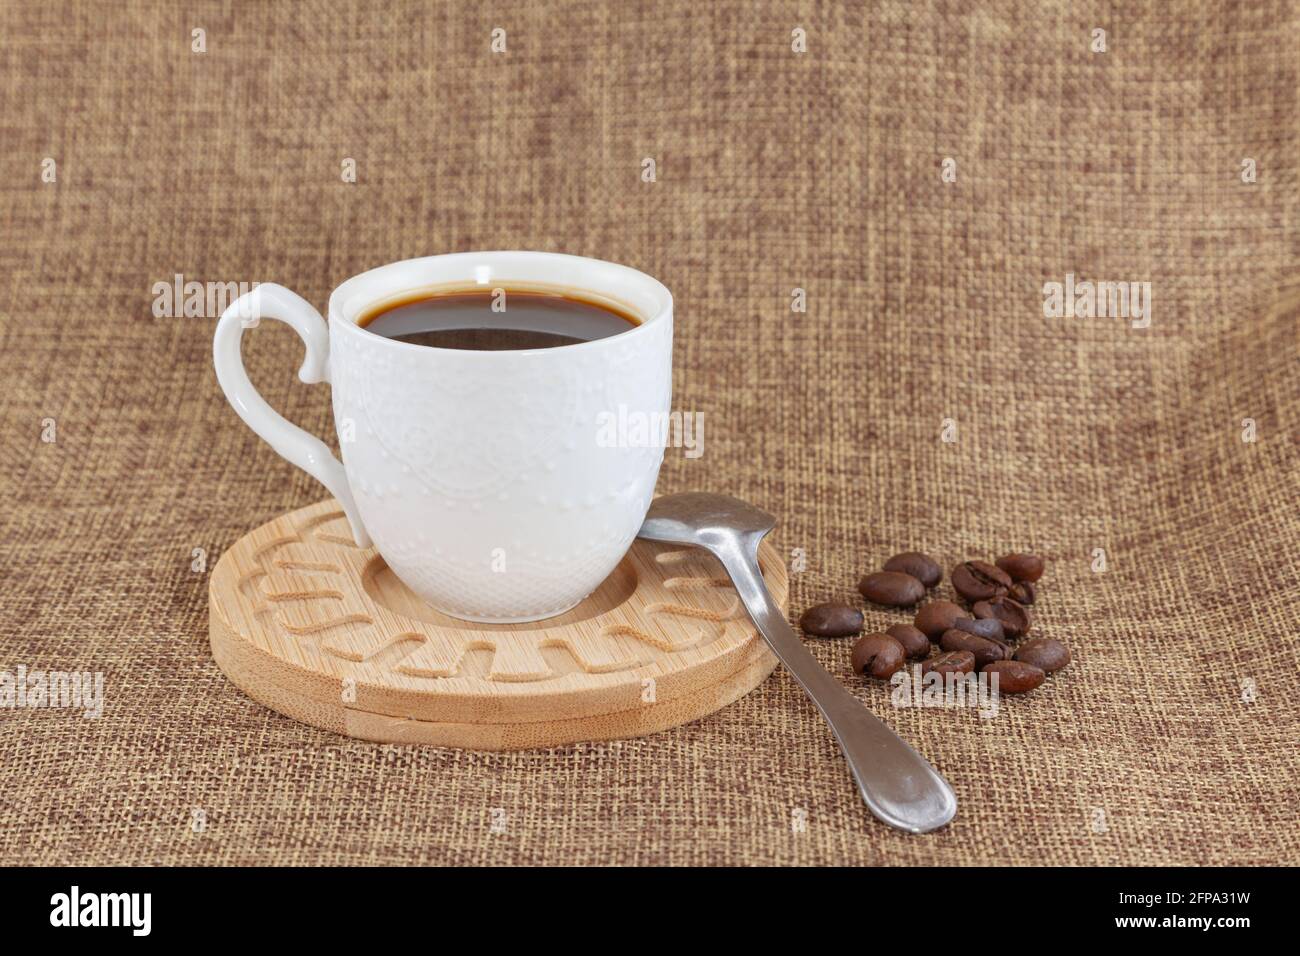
[357,289,639,351]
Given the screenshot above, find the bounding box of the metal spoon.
[638,492,957,833]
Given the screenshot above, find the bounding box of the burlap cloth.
[2,1,1297,866]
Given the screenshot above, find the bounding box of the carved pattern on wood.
[230,504,779,684]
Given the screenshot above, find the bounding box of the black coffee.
[357,289,640,351]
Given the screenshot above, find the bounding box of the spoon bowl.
[640,492,776,551]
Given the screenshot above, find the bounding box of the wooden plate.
[209,500,785,749]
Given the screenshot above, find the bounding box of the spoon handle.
[717,547,957,833]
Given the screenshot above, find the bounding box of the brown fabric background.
[1,0,1297,866]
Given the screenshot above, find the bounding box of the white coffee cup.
[214,251,673,623]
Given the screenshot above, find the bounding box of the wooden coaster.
[210,500,785,749]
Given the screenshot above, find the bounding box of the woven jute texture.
[2,1,1297,866]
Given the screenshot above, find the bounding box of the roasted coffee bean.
[886,623,931,659]
[1014,637,1070,674]
[858,571,925,607]
[940,629,1008,669]
[949,616,1006,642]
[851,633,906,679]
[921,650,976,675]
[972,596,1031,639]
[799,603,864,638]
[982,659,1045,693]
[951,560,1012,602]
[1008,581,1037,605]
[996,553,1045,583]
[913,600,969,640]
[882,552,942,589]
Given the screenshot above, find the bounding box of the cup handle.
[213,283,371,547]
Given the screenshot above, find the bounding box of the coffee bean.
[851,633,906,679]
[921,650,975,675]
[885,623,931,659]
[949,616,1006,642]
[1014,637,1070,674]
[882,552,942,589]
[799,603,864,638]
[982,659,1045,693]
[940,629,1008,669]
[913,600,968,640]
[972,596,1031,639]
[858,571,925,607]
[1008,581,1037,605]
[951,560,1012,602]
[996,553,1045,583]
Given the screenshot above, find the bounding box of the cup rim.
[328,251,672,358]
